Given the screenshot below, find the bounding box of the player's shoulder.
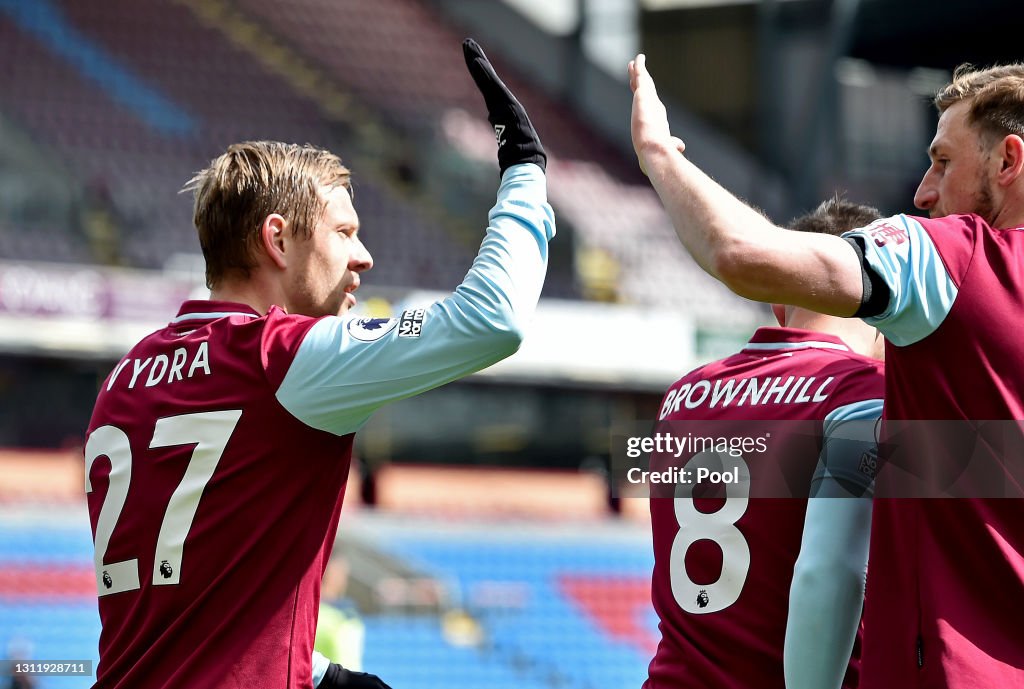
[848,212,980,253]
[818,351,885,411]
[695,343,769,377]
[781,341,884,410]
[260,305,322,336]
[670,355,732,389]
[820,346,883,372]
[909,213,998,288]
[674,361,712,386]
[810,346,883,382]
[910,212,986,244]
[257,306,333,378]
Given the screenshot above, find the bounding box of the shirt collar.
[170,300,262,325]
[741,327,851,353]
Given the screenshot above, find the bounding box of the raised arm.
[628,54,865,316]
[271,40,555,436]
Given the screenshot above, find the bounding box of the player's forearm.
[640,141,793,301]
[784,406,878,688]
[451,162,554,349]
[644,141,865,313]
[629,49,864,315]
[453,37,552,351]
[784,498,871,689]
[785,560,865,689]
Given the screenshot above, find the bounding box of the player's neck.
[782,309,830,335]
[784,309,874,357]
[209,277,283,316]
[991,193,1024,230]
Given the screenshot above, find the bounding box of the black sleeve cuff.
[844,236,890,319]
[320,664,392,689]
[321,663,347,688]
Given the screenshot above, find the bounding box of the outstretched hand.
[628,54,684,176]
[463,38,547,175]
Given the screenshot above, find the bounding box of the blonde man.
[84,39,553,689]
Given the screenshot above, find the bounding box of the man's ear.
[996,134,1024,188]
[261,214,288,270]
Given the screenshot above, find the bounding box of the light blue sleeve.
[814,398,883,499]
[312,650,330,688]
[842,215,957,346]
[276,163,555,436]
[784,398,881,689]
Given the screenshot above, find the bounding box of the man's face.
[914,100,997,222]
[284,185,373,318]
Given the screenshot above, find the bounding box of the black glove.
[319,663,393,689]
[462,38,547,175]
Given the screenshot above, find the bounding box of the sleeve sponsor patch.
[347,317,398,342]
[866,220,908,247]
[398,308,425,338]
[858,448,880,480]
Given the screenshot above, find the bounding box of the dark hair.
[787,196,881,236]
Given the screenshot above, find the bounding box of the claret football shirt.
[645,327,883,689]
[85,164,554,689]
[845,214,1024,688]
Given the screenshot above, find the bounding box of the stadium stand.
[367,524,655,689]
[0,517,100,689]
[364,617,552,689]
[0,0,766,319]
[231,0,632,172]
[0,0,480,291]
[230,0,764,322]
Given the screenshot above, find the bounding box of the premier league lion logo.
[696,589,710,608]
[159,560,174,579]
[102,570,113,589]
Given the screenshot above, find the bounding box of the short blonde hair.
[935,64,1024,144]
[184,141,351,288]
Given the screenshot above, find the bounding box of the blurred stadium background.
[0,0,1016,687]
